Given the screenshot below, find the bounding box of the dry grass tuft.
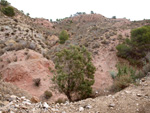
[0,81,31,99]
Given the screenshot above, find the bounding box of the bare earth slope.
[0,49,67,103]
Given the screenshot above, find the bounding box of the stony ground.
[0,75,150,113]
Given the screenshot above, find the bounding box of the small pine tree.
[112,16,116,19]
[91,11,94,14]
[59,30,69,44]
[54,45,96,101]
[26,13,30,16]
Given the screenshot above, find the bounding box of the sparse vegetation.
[54,45,96,101]
[33,78,41,87]
[44,90,52,99]
[55,98,66,104]
[111,64,136,92]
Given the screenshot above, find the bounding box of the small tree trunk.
[66,91,71,101]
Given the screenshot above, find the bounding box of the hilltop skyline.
[7,0,150,21]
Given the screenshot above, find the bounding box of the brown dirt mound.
[0,49,67,103]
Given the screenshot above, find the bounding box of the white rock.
[62,111,66,113]
[108,103,115,107]
[51,108,59,112]
[64,101,69,105]
[15,104,19,108]
[95,91,99,94]
[23,101,31,105]
[125,91,131,94]
[21,96,26,100]
[10,95,17,100]
[108,95,112,97]
[43,102,49,109]
[86,105,92,109]
[136,94,142,97]
[79,107,84,112]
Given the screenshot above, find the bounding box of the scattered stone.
[51,108,59,112]
[21,105,28,109]
[136,94,142,97]
[79,107,84,112]
[141,79,145,82]
[43,102,49,109]
[62,111,66,113]
[10,95,17,101]
[108,103,115,107]
[85,104,92,109]
[95,91,99,94]
[30,96,39,103]
[22,101,31,105]
[21,96,26,100]
[125,91,131,94]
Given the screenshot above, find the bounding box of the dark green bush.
[44,90,52,99]
[59,30,69,44]
[2,6,15,17]
[0,0,9,6]
[54,45,96,101]
[116,26,150,66]
[112,16,116,19]
[116,44,132,58]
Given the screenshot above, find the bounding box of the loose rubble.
[0,76,150,113]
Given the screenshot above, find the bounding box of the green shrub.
[54,45,96,101]
[59,30,69,44]
[116,44,132,58]
[112,74,133,91]
[111,64,136,92]
[2,6,15,17]
[116,26,150,66]
[110,71,116,79]
[0,0,9,6]
[44,90,52,99]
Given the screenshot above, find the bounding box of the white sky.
[7,0,150,21]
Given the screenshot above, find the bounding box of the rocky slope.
[1,3,150,112]
[0,75,150,113]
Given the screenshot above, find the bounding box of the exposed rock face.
[0,49,67,103]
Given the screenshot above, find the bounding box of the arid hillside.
[0,1,150,112]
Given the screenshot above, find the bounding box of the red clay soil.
[0,49,67,103]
